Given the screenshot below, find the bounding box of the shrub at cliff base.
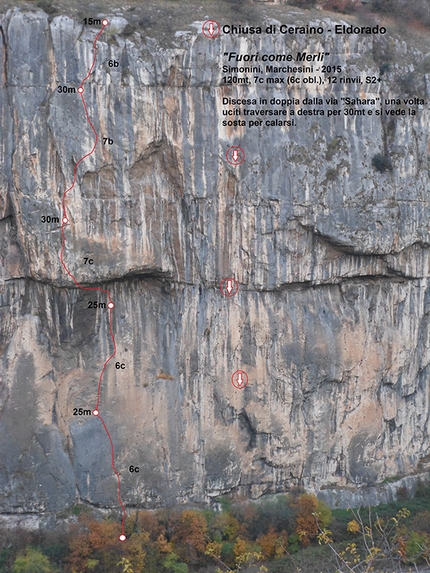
[258,526,288,559]
[12,548,53,573]
[292,494,332,546]
[318,507,430,571]
[171,510,208,565]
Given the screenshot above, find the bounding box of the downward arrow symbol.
[232,149,239,162]
[231,369,248,389]
[208,22,214,36]
[227,279,233,294]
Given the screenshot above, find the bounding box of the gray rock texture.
[0,5,429,519]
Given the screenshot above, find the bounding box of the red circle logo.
[226,146,245,165]
[220,278,239,297]
[202,20,220,38]
[232,370,248,389]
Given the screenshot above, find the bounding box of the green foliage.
[211,512,240,542]
[12,548,53,573]
[71,504,87,516]
[286,534,300,554]
[217,496,233,514]
[316,500,332,529]
[368,495,430,521]
[220,541,235,566]
[162,552,188,573]
[171,563,188,573]
[318,507,430,571]
[237,496,295,540]
[330,493,430,544]
[268,544,331,573]
[403,530,430,563]
[4,488,430,572]
[40,538,70,568]
[0,548,10,573]
[412,510,430,533]
[416,478,430,498]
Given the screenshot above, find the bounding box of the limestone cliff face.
[0,6,429,518]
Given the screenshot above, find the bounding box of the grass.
[330,492,430,534]
[268,544,333,573]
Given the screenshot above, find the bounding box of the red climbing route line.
[59,20,127,542]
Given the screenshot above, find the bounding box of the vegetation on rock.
[2,484,430,573]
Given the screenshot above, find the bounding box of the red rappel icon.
[220,278,239,297]
[232,370,248,389]
[202,20,220,38]
[226,146,245,165]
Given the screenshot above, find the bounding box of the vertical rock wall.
[0,7,429,517]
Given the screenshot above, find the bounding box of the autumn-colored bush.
[136,510,165,540]
[6,492,430,573]
[171,510,208,565]
[292,494,332,546]
[66,516,151,573]
[258,526,288,559]
[235,495,295,540]
[320,507,430,572]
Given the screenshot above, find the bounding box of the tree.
[258,527,288,559]
[122,533,147,572]
[239,496,294,540]
[117,558,134,573]
[13,548,53,573]
[67,519,119,572]
[258,527,278,559]
[162,552,188,573]
[136,511,164,541]
[318,507,430,572]
[67,518,147,572]
[212,512,240,542]
[293,494,332,546]
[171,510,207,564]
[206,538,268,573]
